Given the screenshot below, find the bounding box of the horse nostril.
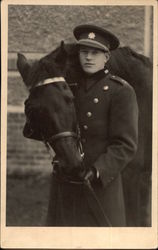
[65,96,74,105]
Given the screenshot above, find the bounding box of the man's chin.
[83,68,97,75]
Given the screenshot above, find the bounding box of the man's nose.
[86,52,92,60]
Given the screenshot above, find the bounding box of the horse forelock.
[27,47,67,90]
[26,61,44,89]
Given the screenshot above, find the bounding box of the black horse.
[17,42,83,173]
[17,42,152,226]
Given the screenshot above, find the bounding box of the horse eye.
[63,83,68,90]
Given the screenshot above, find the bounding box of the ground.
[6,171,151,226]
[6,173,51,226]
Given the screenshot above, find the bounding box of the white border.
[1,0,158,248]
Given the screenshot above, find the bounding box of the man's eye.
[92,51,98,55]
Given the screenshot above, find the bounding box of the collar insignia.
[88,32,96,39]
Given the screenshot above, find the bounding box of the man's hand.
[78,167,98,182]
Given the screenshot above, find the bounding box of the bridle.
[31,77,84,160]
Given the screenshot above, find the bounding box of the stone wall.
[8,5,146,53]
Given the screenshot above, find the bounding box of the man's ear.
[104,52,110,62]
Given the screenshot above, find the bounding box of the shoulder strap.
[110,75,128,85]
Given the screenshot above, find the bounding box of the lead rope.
[76,126,112,226]
[84,179,112,226]
[77,125,84,159]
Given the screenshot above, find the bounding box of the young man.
[71,24,139,226]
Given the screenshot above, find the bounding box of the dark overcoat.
[46,69,138,227]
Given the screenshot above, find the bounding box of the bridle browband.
[28,77,66,90]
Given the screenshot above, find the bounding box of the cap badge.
[88,32,96,40]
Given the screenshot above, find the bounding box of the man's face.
[79,46,109,75]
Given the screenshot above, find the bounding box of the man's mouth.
[84,63,94,66]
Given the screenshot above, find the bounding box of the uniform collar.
[80,68,109,91]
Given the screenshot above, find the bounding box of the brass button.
[103,85,109,91]
[83,125,88,130]
[93,98,99,103]
[96,170,100,179]
[104,69,109,74]
[87,112,92,117]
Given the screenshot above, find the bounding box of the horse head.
[17,41,83,172]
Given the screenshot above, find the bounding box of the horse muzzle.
[46,130,84,170]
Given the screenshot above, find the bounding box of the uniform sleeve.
[93,84,138,187]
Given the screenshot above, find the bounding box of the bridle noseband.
[48,131,77,143]
[28,77,66,90]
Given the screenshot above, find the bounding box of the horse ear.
[17,53,31,85]
[60,40,65,49]
[55,41,67,63]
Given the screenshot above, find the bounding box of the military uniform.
[71,68,138,226]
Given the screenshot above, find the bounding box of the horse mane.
[120,46,152,67]
[105,46,153,93]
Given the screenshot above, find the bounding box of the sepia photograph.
[1,0,157,248]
